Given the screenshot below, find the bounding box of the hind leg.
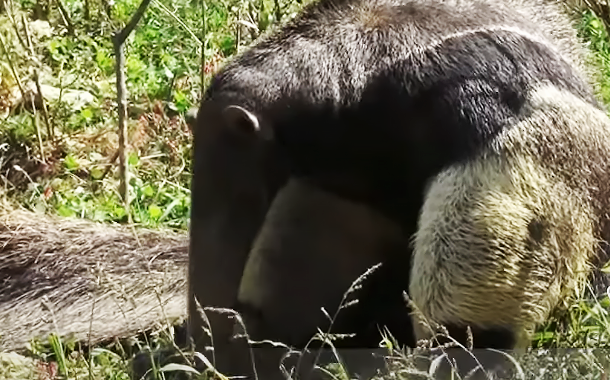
[409,152,595,350]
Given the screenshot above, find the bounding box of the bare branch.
[111,0,153,222]
[114,0,152,43]
[54,0,75,35]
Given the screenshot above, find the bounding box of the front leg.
[188,102,285,376]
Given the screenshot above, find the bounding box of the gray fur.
[208,0,597,116]
[191,0,605,376]
[0,206,188,352]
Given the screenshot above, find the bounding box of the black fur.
[191,0,598,358]
[202,0,598,229]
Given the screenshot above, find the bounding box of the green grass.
[3,0,610,379]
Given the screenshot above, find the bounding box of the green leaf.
[142,184,155,198]
[158,197,181,222]
[113,206,126,219]
[57,205,75,217]
[148,204,162,219]
[80,107,94,121]
[90,347,123,361]
[590,18,602,32]
[128,152,140,166]
[93,209,108,221]
[91,167,104,180]
[64,154,79,170]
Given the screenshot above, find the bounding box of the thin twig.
[21,17,54,144]
[84,0,90,22]
[151,0,202,45]
[100,149,120,181]
[28,87,46,164]
[112,0,153,222]
[0,32,26,104]
[21,14,35,57]
[2,0,28,51]
[33,71,53,143]
[54,0,75,35]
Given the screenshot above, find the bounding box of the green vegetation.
[3,0,610,378]
[0,0,308,230]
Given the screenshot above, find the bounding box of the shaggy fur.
[191,0,603,376]
[410,84,610,348]
[0,206,188,352]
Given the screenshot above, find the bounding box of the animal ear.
[222,105,261,136]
